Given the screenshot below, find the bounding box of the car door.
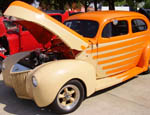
[95,17,147,79]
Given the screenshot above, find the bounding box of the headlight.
[32,76,38,87]
[0,47,6,54]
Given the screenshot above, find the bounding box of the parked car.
[0,10,78,58]
[46,10,80,23]
[0,17,44,56]
[2,1,150,114]
[0,17,45,71]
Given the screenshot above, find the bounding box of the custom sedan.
[2,1,150,114]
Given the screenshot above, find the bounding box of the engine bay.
[17,39,80,69]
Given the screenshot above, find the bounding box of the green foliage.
[126,0,142,10]
[126,0,143,9]
[0,0,148,12]
[115,0,127,6]
[144,0,150,8]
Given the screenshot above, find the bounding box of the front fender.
[2,51,31,87]
[30,60,96,107]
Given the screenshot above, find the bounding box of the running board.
[95,67,143,91]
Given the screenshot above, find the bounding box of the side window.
[132,19,147,33]
[102,20,128,38]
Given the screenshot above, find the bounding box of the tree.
[126,0,143,11]
[83,0,88,12]
[144,0,150,9]
[0,0,14,13]
[101,0,115,10]
[94,0,98,11]
[108,0,115,10]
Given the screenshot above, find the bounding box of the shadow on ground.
[89,76,137,98]
[0,80,57,115]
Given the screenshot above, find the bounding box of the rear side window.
[102,20,128,38]
[132,19,147,33]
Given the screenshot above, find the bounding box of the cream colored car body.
[3,52,96,106]
[2,1,150,108]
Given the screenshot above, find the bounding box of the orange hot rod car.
[2,1,150,114]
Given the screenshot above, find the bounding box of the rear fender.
[137,41,150,71]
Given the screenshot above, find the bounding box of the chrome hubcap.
[57,84,80,110]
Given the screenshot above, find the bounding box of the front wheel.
[50,80,85,114]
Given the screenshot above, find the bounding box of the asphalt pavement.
[0,73,150,115]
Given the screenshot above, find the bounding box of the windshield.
[3,20,18,31]
[51,15,62,22]
[64,20,99,38]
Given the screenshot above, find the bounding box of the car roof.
[66,11,146,22]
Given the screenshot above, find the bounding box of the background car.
[0,17,45,72]
[46,10,82,22]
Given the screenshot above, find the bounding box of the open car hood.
[4,1,88,51]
